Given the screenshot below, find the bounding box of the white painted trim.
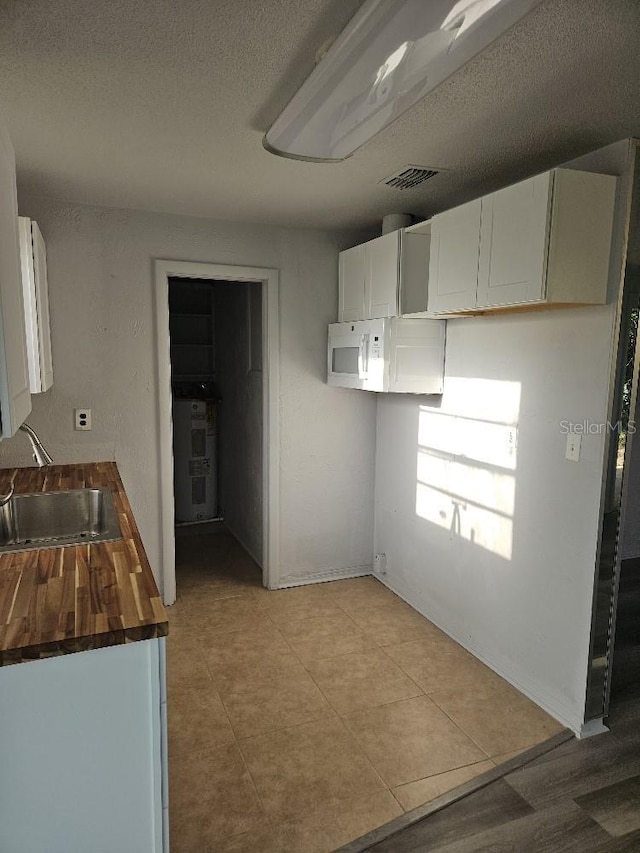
[577,718,609,739]
[377,572,587,735]
[154,260,280,604]
[277,566,373,588]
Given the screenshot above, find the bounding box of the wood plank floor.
[339,698,640,852]
[610,557,640,705]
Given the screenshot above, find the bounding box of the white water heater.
[173,398,218,522]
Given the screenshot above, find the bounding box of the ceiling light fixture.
[264,0,543,162]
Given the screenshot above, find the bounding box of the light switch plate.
[565,433,581,461]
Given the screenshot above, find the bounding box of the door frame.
[154,259,280,605]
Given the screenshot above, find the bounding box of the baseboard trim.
[578,717,609,738]
[224,522,373,590]
[276,566,372,589]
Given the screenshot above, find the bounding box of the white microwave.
[327,317,445,394]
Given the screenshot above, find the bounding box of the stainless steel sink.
[0,488,122,553]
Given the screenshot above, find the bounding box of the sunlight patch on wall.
[440,376,522,422]
[417,450,516,516]
[415,482,514,560]
[418,410,518,471]
[415,378,522,561]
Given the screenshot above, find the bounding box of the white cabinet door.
[428,198,481,313]
[387,318,445,394]
[19,218,54,393]
[365,230,400,319]
[476,171,552,308]
[32,222,53,391]
[0,640,166,853]
[338,243,365,322]
[339,230,430,321]
[0,125,31,436]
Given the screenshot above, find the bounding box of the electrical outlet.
[374,553,387,574]
[565,433,581,462]
[75,408,92,431]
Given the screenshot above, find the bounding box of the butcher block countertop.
[0,462,168,666]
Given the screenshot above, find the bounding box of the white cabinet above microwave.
[338,228,430,322]
[327,317,445,394]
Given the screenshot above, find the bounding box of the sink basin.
[0,488,122,553]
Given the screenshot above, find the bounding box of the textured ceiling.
[0,0,639,230]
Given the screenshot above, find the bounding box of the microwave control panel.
[369,334,382,359]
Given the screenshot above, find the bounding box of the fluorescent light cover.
[264,0,543,162]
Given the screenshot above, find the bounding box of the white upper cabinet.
[476,172,551,308]
[338,243,366,322]
[19,217,54,393]
[543,169,617,305]
[427,168,617,314]
[365,230,401,319]
[429,198,482,313]
[0,125,31,437]
[338,229,430,322]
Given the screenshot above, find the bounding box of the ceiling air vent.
[382,166,442,190]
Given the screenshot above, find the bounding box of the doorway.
[154,260,280,605]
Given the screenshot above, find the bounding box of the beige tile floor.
[167,526,564,853]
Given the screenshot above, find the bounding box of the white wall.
[0,199,376,589]
[214,281,263,565]
[374,307,617,733]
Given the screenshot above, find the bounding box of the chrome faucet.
[0,424,52,506]
[0,480,14,506]
[19,423,53,467]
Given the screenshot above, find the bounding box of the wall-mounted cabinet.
[0,126,31,437]
[428,199,481,313]
[338,242,366,321]
[19,217,53,393]
[338,228,430,322]
[339,169,616,321]
[428,168,617,315]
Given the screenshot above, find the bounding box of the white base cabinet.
[19,217,54,393]
[428,168,617,314]
[0,639,168,853]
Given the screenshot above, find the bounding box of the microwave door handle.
[359,335,369,375]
